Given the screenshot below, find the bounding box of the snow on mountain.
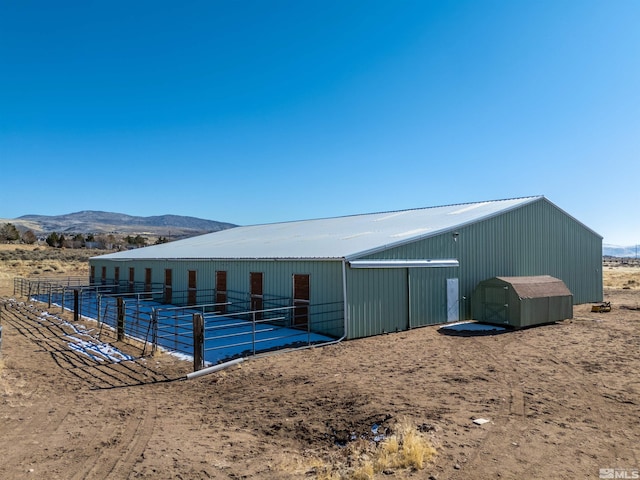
[603,244,640,258]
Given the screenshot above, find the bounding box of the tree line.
[0,223,170,249]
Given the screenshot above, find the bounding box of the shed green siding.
[471,276,574,328]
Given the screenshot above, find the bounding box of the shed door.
[446,278,459,323]
[483,285,509,323]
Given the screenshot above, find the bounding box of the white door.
[446,278,459,323]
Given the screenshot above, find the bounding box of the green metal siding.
[88,258,345,337]
[408,267,458,327]
[90,197,602,340]
[346,268,408,338]
[453,198,602,311]
[356,197,602,327]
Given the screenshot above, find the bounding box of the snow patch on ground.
[439,321,506,332]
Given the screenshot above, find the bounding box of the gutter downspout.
[185,357,245,380]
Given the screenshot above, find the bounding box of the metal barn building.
[89,196,603,340]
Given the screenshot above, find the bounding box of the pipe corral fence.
[13,277,345,371]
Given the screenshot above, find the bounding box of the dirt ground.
[0,251,639,479]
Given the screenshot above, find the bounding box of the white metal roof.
[94,196,543,261]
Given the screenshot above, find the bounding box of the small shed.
[471,275,573,328]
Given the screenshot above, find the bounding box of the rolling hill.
[1,211,236,238]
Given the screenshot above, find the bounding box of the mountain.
[2,211,236,237]
[603,244,640,258]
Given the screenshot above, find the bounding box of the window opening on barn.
[250,272,263,320]
[188,270,197,306]
[164,269,172,304]
[90,266,95,285]
[216,271,227,314]
[293,274,310,327]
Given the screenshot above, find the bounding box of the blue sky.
[1,1,639,245]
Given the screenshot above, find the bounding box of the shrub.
[373,420,436,472]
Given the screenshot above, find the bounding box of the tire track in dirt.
[443,318,637,479]
[539,346,626,466]
[442,329,561,479]
[109,396,158,479]
[3,301,174,389]
[0,399,74,476]
[1,298,167,479]
[507,327,634,475]
[70,394,157,480]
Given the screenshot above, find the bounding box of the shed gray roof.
[495,276,573,298]
[94,196,546,261]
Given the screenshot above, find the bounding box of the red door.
[164,269,172,304]
[188,270,197,305]
[114,267,120,292]
[293,274,310,327]
[129,267,135,293]
[216,271,227,314]
[250,272,263,319]
[145,268,152,291]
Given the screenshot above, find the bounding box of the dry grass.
[0,244,115,296]
[603,266,640,290]
[301,420,436,480]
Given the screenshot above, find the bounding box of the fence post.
[151,308,158,355]
[193,313,204,372]
[252,311,256,356]
[117,297,125,341]
[136,294,140,328]
[73,289,79,322]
